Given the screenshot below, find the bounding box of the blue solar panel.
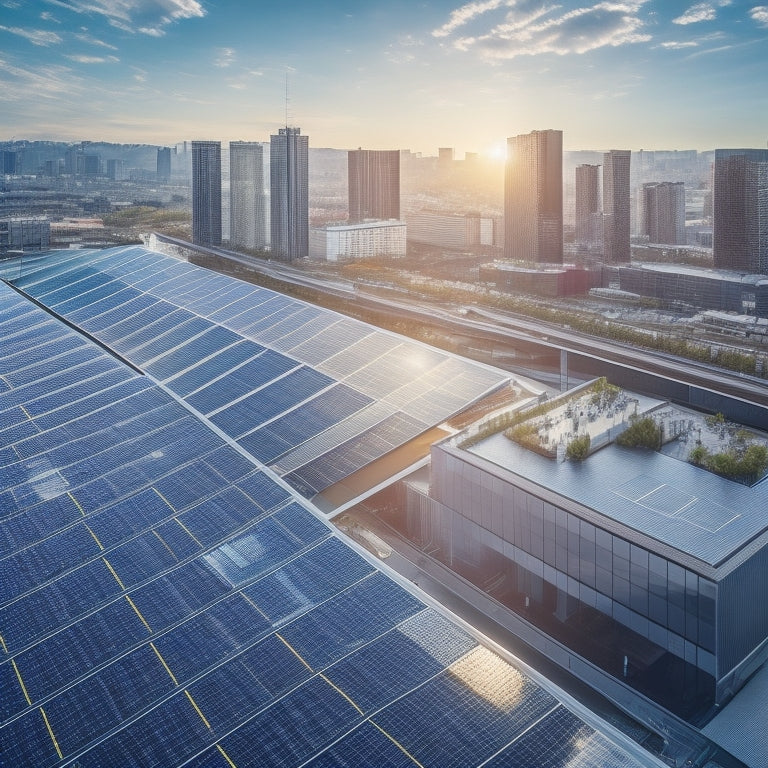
[145,326,242,381]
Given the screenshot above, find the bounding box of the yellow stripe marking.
[150,642,177,685]
[185,689,211,729]
[320,673,364,716]
[152,529,178,560]
[11,659,32,705]
[275,633,313,672]
[369,721,425,768]
[152,486,177,512]
[125,596,152,634]
[0,633,8,654]
[240,591,270,621]
[102,557,125,590]
[67,491,86,516]
[175,517,202,547]
[84,523,104,550]
[217,744,238,768]
[40,707,63,760]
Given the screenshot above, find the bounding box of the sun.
[485,142,507,163]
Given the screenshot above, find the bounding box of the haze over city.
[2,0,768,153]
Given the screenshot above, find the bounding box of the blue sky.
[1,0,767,155]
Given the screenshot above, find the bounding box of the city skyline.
[1,1,768,155]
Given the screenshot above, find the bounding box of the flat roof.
[632,261,768,286]
[467,430,768,568]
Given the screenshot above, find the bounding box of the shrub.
[566,434,591,461]
[616,416,661,450]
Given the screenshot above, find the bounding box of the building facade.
[348,149,400,222]
[504,129,563,264]
[309,220,406,261]
[192,140,222,247]
[406,211,494,250]
[575,164,602,249]
[230,141,267,250]
[713,148,768,272]
[602,150,631,263]
[270,127,309,260]
[157,147,172,182]
[0,217,51,252]
[642,182,686,246]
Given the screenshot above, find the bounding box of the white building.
[406,211,495,250]
[310,220,406,261]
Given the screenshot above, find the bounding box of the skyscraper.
[270,127,309,260]
[157,147,171,182]
[713,148,768,272]
[192,140,222,247]
[230,141,267,250]
[575,163,601,248]
[504,129,562,263]
[348,149,400,222]
[602,150,631,263]
[642,181,686,245]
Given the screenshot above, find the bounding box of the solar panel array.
[5,246,507,501]
[1,250,654,766]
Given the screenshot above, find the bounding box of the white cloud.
[657,40,699,48]
[43,0,205,35]
[214,47,235,67]
[673,3,716,24]
[0,57,82,101]
[40,11,61,22]
[65,53,119,63]
[74,30,118,48]
[433,0,504,38]
[436,2,652,60]
[751,6,768,25]
[0,25,63,46]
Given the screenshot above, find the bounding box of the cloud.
[436,2,652,60]
[214,47,235,67]
[672,1,731,25]
[40,11,61,22]
[751,6,768,25]
[657,40,699,48]
[74,30,118,49]
[43,0,205,36]
[0,57,83,101]
[0,25,63,45]
[65,53,119,63]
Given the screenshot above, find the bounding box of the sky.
[1,0,767,156]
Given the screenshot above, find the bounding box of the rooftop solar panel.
[0,250,654,767]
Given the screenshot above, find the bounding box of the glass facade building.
[192,140,222,247]
[270,127,308,260]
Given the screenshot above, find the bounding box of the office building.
[348,149,400,222]
[106,158,126,181]
[504,129,563,264]
[642,182,686,245]
[192,140,222,247]
[575,164,602,248]
[310,219,405,261]
[603,150,631,263]
[2,150,17,175]
[407,211,493,250]
[270,127,308,260]
[713,148,768,272]
[229,141,267,250]
[404,380,768,723]
[438,147,455,164]
[157,146,172,182]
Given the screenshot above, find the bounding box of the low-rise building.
[0,216,50,252]
[309,219,405,261]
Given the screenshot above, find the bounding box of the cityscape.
[3,2,768,768]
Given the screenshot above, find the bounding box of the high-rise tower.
[602,150,631,263]
[642,182,686,245]
[230,141,267,250]
[713,148,768,272]
[270,127,308,260]
[348,149,400,222]
[575,163,601,248]
[192,140,222,247]
[157,147,171,182]
[504,129,562,263]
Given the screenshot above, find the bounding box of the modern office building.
[270,127,308,260]
[192,140,222,247]
[713,148,768,272]
[157,146,172,182]
[575,164,602,248]
[310,219,406,261]
[348,149,400,222]
[406,211,494,250]
[403,381,768,724]
[505,129,563,264]
[230,141,267,250]
[641,182,686,246]
[106,158,126,181]
[1,150,17,175]
[480,261,598,297]
[603,150,631,263]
